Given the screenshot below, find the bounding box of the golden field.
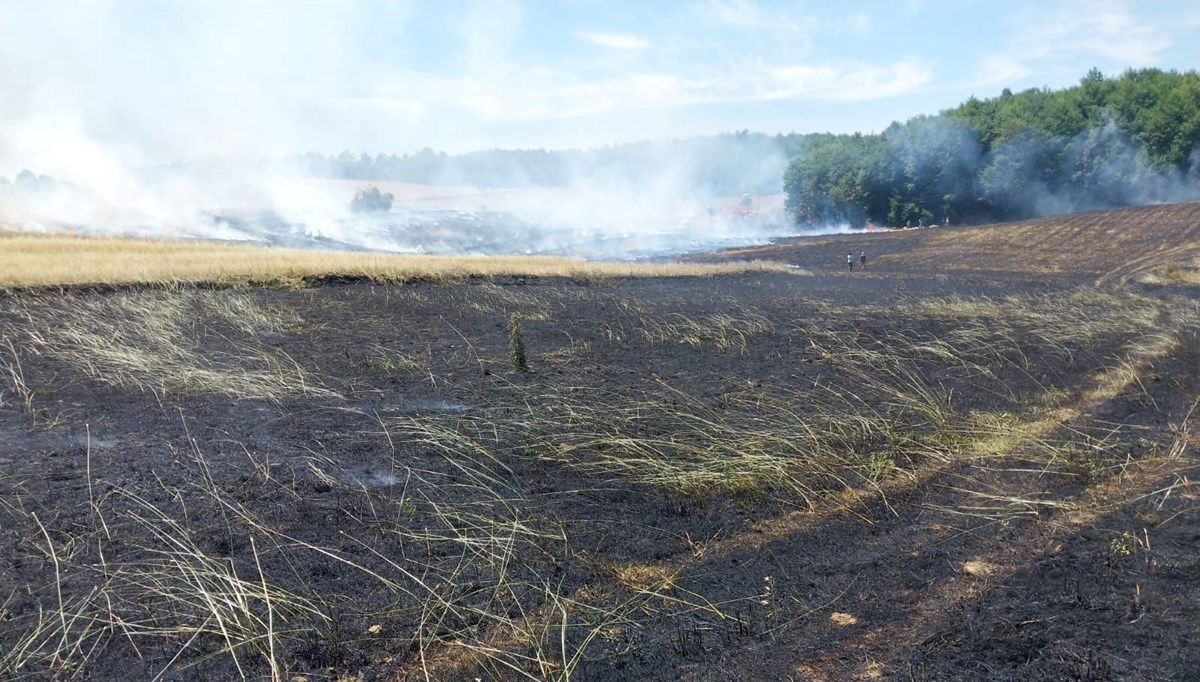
[0,232,796,288]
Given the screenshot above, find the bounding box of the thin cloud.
[699,0,764,29]
[970,0,1172,90]
[380,56,934,124]
[692,0,820,58]
[1,0,1192,171]
[970,54,1036,89]
[578,31,650,50]
[724,59,935,104]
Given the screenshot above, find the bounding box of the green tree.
[785,67,1200,227]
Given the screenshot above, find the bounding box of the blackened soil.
[2,209,1199,681]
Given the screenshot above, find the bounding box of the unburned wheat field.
[2,202,1199,681]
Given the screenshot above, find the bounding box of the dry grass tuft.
[1138,257,1200,285]
[6,289,335,402]
[829,612,858,626]
[960,560,998,578]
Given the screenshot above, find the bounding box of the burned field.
[2,206,1199,681]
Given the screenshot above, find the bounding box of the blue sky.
[1,0,1197,173]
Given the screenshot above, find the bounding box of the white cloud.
[364,55,932,126]
[0,0,939,167]
[757,58,935,102]
[971,0,1173,89]
[971,54,1036,89]
[1066,7,1172,66]
[578,31,650,51]
[692,0,820,58]
[15,0,1185,173]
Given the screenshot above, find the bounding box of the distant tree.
[11,169,59,193]
[288,130,824,196]
[15,169,38,188]
[350,186,394,213]
[335,150,355,178]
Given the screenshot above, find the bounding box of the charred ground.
[2,203,1199,681]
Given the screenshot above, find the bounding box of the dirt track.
[2,203,1199,681]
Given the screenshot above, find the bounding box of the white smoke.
[977,114,1200,218]
[0,1,818,258]
[0,2,378,240]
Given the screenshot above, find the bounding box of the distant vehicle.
[739,193,753,208]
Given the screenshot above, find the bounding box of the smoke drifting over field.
[0,143,812,260]
[0,75,809,261]
[0,2,813,260]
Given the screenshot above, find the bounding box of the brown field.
[706,201,1200,284]
[1,202,1198,681]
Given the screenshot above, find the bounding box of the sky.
[1,0,1198,177]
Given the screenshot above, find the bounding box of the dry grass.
[5,289,337,403]
[636,310,774,353]
[0,233,798,288]
[1138,256,1200,285]
[0,419,671,682]
[398,331,964,510]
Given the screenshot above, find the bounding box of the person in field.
[859,251,867,270]
[847,252,854,271]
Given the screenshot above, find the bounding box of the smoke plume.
[0,2,814,260]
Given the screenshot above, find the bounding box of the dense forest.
[784,68,1200,226]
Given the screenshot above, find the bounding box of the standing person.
[859,251,867,270]
[847,252,854,272]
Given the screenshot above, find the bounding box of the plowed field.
[704,201,1200,285]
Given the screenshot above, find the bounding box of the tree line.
[284,131,815,198]
[0,169,61,194]
[784,68,1200,227]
